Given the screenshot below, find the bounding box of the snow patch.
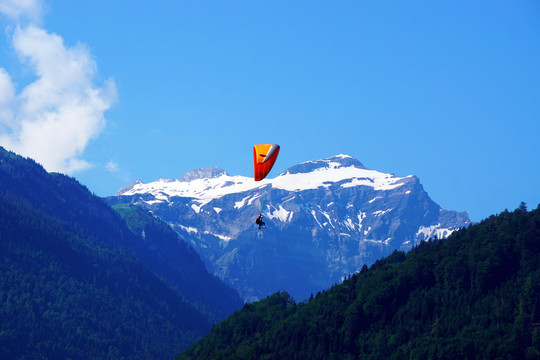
[247,195,260,206]
[234,196,251,209]
[311,210,323,228]
[204,231,232,242]
[191,204,202,213]
[357,212,366,231]
[267,205,294,222]
[319,210,334,228]
[369,196,382,204]
[344,217,355,230]
[142,199,165,206]
[272,164,407,192]
[119,174,263,202]
[179,225,198,234]
[416,224,456,240]
[364,239,383,244]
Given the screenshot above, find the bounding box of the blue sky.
[0,0,538,222]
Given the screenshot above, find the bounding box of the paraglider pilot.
[255,214,265,229]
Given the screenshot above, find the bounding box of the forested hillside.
[0,146,240,359]
[177,204,540,360]
[0,189,210,359]
[112,203,243,321]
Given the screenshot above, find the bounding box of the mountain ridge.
[110,154,470,301]
[280,154,368,175]
[180,167,229,182]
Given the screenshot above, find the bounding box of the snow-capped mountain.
[109,155,470,301]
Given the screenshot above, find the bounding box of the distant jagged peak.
[180,167,229,182]
[280,154,367,176]
[116,180,143,196]
[327,154,368,169]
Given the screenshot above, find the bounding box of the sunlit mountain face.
[111,155,470,302]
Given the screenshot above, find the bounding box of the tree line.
[178,203,540,359]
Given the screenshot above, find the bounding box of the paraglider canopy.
[253,144,280,181]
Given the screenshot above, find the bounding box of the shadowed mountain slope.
[0,146,242,359]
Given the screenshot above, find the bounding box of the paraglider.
[255,214,265,229]
[253,144,280,181]
[253,144,280,229]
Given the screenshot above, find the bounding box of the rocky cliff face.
[109,155,470,301]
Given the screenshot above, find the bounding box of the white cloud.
[0,0,43,24]
[0,68,15,128]
[0,1,117,174]
[106,159,119,173]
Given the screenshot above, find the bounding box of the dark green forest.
[178,204,540,360]
[112,203,243,322]
[0,146,241,359]
[0,190,210,359]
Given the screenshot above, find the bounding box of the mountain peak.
[280,154,367,176]
[327,154,367,168]
[180,167,228,182]
[116,180,143,195]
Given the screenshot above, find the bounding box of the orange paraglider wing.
[253,144,280,181]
